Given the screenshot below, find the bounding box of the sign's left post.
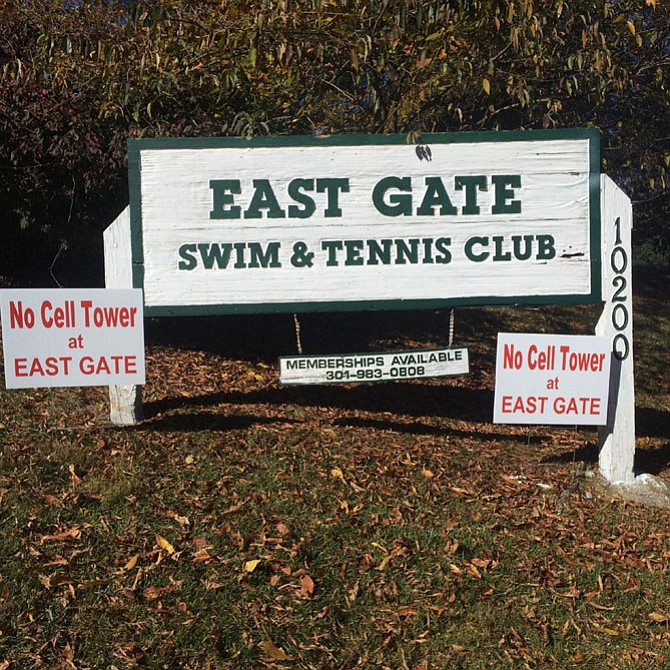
[104,205,144,424]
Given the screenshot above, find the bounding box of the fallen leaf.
[377,554,393,571]
[467,563,482,579]
[192,548,213,564]
[155,535,175,555]
[259,640,294,661]
[41,527,81,543]
[244,559,261,573]
[144,585,174,600]
[649,612,669,623]
[43,556,69,567]
[276,523,290,536]
[299,574,315,597]
[124,555,139,571]
[69,464,82,486]
[78,576,116,590]
[204,580,226,590]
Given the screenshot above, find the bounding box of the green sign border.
[127,128,601,316]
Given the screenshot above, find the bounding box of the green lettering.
[287,179,316,219]
[366,239,393,265]
[198,243,232,269]
[344,240,365,266]
[209,179,241,219]
[244,179,286,219]
[234,241,247,268]
[248,242,282,268]
[178,243,198,270]
[465,236,489,262]
[491,175,521,214]
[322,240,343,266]
[417,177,457,216]
[492,235,512,261]
[537,234,556,260]
[316,178,349,217]
[512,234,534,260]
[395,238,420,264]
[434,237,452,264]
[422,237,434,264]
[455,175,488,215]
[372,176,412,216]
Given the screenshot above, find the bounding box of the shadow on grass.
[143,383,496,425]
[635,406,670,439]
[541,442,599,465]
[332,415,534,443]
[127,412,299,432]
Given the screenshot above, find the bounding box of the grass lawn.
[1,268,670,669]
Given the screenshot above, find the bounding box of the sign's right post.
[596,174,635,483]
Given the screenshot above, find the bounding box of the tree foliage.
[1,0,668,281]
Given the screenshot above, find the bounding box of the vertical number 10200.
[611,217,630,361]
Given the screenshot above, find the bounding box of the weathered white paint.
[280,347,469,385]
[104,206,143,425]
[132,135,598,312]
[596,175,635,483]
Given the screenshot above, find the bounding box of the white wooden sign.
[493,333,611,425]
[0,289,145,388]
[126,130,601,315]
[280,347,469,385]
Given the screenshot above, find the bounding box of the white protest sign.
[494,333,611,425]
[1,289,145,388]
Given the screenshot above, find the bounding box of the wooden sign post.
[596,175,635,483]
[103,129,639,486]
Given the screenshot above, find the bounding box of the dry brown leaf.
[41,527,81,543]
[192,548,213,564]
[78,576,116,590]
[276,523,291,536]
[69,463,82,486]
[259,639,294,661]
[649,612,669,623]
[204,580,226,591]
[299,574,315,597]
[144,585,174,600]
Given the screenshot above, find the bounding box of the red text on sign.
[80,301,138,328]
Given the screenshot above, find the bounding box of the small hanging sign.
[279,347,469,385]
